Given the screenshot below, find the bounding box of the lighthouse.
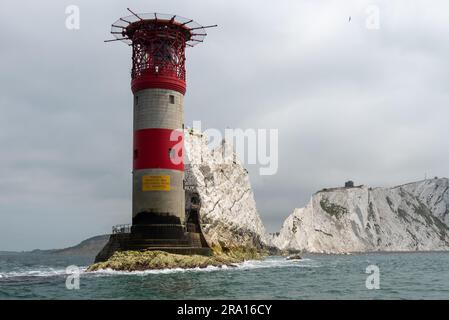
[95,10,215,262]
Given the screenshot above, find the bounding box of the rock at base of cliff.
[87,249,265,272]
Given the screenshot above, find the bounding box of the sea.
[1,251,449,299]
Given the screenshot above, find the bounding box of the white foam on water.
[88,264,228,277]
[0,267,88,279]
[235,257,319,270]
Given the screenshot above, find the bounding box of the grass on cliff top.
[87,249,260,272]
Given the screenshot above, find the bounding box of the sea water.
[1,251,449,299]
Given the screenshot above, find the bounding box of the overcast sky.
[1,0,448,251]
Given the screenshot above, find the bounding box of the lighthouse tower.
[96,10,215,261]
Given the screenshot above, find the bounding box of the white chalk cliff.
[272,179,449,253]
[183,129,449,254]
[184,129,268,251]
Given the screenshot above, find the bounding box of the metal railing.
[112,224,131,234]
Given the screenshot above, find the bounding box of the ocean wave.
[0,267,87,279]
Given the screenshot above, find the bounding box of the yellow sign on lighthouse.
[142,175,171,191]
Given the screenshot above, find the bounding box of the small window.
[169,95,175,104]
[134,149,139,159]
[135,95,139,105]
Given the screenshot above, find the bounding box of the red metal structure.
[108,9,216,94]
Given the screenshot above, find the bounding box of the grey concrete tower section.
[132,88,185,227]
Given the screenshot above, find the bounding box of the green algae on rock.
[209,244,268,261]
[87,250,245,272]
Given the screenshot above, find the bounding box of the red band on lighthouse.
[133,128,184,171]
[131,71,186,95]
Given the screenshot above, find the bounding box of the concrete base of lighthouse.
[94,190,212,263]
[94,234,212,263]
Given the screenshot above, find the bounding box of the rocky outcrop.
[87,250,243,272]
[272,179,449,253]
[184,129,270,254]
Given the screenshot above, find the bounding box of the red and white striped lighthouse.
[103,9,216,255]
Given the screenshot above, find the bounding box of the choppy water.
[1,251,449,299]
